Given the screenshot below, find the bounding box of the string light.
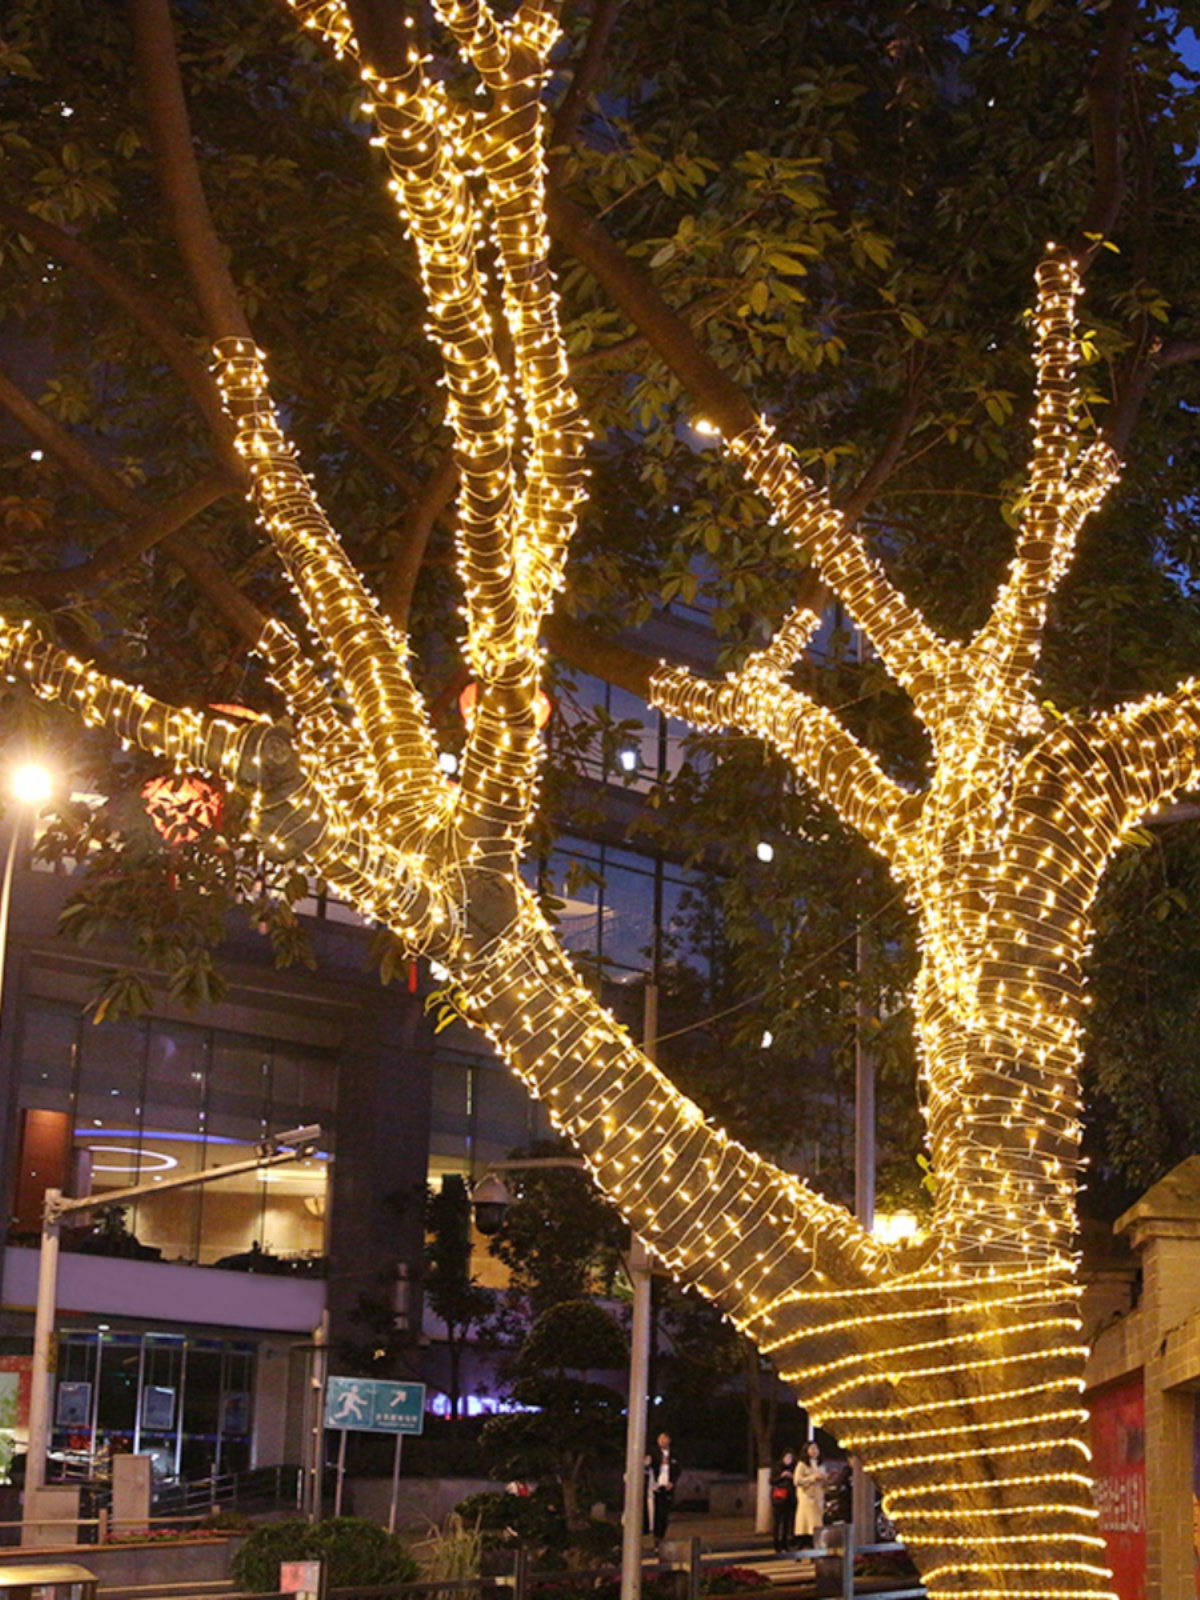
[1,9,1192,1599]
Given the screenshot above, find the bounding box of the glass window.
[431,1061,471,1141]
[598,863,655,974]
[145,1022,208,1135]
[660,872,711,979]
[16,1000,78,1114]
[270,1042,336,1131]
[208,1035,271,1145]
[544,846,601,959]
[474,1065,541,1162]
[76,1016,145,1141]
[137,1023,208,1258]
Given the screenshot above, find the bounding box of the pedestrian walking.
[770,1451,798,1552]
[793,1440,827,1550]
[644,1431,680,1541]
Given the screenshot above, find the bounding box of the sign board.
[323,1376,426,1435]
[281,1559,322,1600]
[55,1382,91,1428]
[1089,1373,1145,1600]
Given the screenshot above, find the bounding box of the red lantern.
[142,773,224,845]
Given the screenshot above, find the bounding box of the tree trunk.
[454,888,1109,1599]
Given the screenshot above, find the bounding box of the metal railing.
[152,1465,302,1519]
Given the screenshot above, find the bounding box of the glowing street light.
[9,764,53,806]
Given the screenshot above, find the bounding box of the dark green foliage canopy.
[5,0,1200,1200]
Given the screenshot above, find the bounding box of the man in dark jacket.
[644,1431,680,1541]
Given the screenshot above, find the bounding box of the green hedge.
[231,1516,419,1592]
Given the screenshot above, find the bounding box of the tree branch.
[1074,0,1139,265]
[129,0,253,342]
[213,339,445,846]
[549,0,624,164]
[650,616,919,864]
[1105,338,1200,458]
[1082,682,1200,837]
[0,471,237,602]
[380,452,459,632]
[541,611,654,700]
[968,252,1120,716]
[547,188,758,438]
[0,615,458,947]
[545,193,948,708]
[840,355,926,526]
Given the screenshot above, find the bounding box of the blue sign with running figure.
[323,1376,426,1434]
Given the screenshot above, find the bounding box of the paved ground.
[648,1514,818,1587]
[648,1515,923,1597]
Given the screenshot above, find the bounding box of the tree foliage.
[482,1299,628,1530]
[425,1175,495,1420]
[486,1146,629,1317]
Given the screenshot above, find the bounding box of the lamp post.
[471,1160,654,1600]
[0,761,55,1021]
[23,1125,323,1538]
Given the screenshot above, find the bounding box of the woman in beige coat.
[792,1441,827,1549]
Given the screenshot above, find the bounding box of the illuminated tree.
[3,3,1200,1599]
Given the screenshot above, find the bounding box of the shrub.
[231,1517,419,1592]
[455,1488,568,1556]
[565,1517,620,1567]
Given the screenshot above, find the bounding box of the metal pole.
[310,1313,329,1521]
[620,978,658,1600]
[852,648,876,1556]
[387,1434,403,1534]
[0,810,21,1023]
[333,1428,347,1518]
[26,1192,61,1504]
[621,1237,652,1600]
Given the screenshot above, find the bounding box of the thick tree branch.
[129,0,254,342]
[1074,0,1139,265]
[213,341,445,842]
[0,616,457,944]
[1083,681,1200,837]
[549,0,624,163]
[0,471,237,602]
[541,611,654,700]
[547,189,758,438]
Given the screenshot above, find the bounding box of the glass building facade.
[14,1000,335,1266]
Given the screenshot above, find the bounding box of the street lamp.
[23,1125,323,1540]
[470,1160,654,1600]
[0,759,55,1020]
